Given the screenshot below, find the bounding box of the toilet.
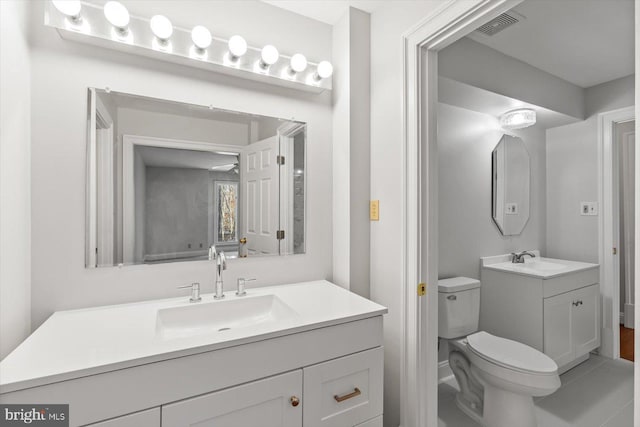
[439,277,561,427]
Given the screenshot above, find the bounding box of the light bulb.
[260,45,279,68]
[150,15,173,41]
[191,26,212,50]
[228,35,247,59]
[104,1,130,31]
[290,54,307,73]
[316,61,333,79]
[52,0,82,19]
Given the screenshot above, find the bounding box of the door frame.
[400,1,524,426]
[598,106,635,359]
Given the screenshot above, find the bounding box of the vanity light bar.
[44,1,332,93]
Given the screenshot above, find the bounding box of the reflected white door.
[241,136,279,255]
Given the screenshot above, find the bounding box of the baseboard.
[623,303,635,329]
[438,360,453,382]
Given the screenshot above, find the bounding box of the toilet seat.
[467,331,557,375]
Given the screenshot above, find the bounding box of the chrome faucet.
[209,245,227,299]
[511,251,536,263]
[177,282,201,303]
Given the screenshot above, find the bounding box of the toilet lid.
[467,331,557,374]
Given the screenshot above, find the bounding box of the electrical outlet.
[580,202,598,216]
[505,202,518,215]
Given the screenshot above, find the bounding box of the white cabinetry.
[162,370,302,427]
[303,347,383,427]
[544,284,600,367]
[86,408,160,427]
[481,265,600,373]
[161,348,384,427]
[1,316,384,427]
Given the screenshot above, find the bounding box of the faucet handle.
[178,282,202,303]
[236,278,256,296]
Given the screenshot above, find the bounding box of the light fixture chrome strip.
[45,1,332,94]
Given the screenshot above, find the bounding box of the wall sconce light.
[228,35,247,61]
[314,61,333,80]
[260,45,279,69]
[150,15,173,43]
[104,1,130,35]
[191,25,212,51]
[289,53,307,74]
[52,0,82,21]
[499,108,536,130]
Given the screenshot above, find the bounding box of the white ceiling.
[468,0,635,88]
[261,0,384,25]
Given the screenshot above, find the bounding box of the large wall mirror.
[86,88,306,268]
[491,134,530,236]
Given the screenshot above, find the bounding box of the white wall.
[0,0,32,359]
[332,7,371,298]
[369,2,442,426]
[437,103,547,280]
[29,1,333,328]
[546,75,634,263]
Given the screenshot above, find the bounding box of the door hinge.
[277,155,285,165]
[277,230,285,240]
[418,283,426,296]
[613,247,617,255]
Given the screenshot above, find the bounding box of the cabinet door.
[162,370,302,427]
[86,408,160,427]
[572,284,600,358]
[543,291,574,367]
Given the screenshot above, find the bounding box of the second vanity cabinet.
[543,284,600,369]
[480,255,600,373]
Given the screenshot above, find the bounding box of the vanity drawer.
[543,267,599,298]
[303,347,383,427]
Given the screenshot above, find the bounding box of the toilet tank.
[438,277,481,339]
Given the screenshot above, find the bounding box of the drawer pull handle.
[334,387,361,403]
[290,396,300,407]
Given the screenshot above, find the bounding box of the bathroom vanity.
[0,281,386,427]
[480,251,600,373]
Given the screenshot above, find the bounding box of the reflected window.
[215,181,238,244]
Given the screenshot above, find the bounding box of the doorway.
[614,119,635,361]
[400,0,638,426]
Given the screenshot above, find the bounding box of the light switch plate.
[370,200,380,221]
[580,201,598,216]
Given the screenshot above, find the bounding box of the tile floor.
[438,354,634,427]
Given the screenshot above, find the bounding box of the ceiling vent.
[475,12,521,36]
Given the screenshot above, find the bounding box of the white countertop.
[481,252,599,279]
[0,280,387,393]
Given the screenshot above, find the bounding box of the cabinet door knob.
[290,396,300,407]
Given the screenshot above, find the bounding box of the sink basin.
[511,260,566,272]
[156,294,299,340]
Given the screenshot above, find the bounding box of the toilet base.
[454,382,538,427]
[482,382,537,427]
